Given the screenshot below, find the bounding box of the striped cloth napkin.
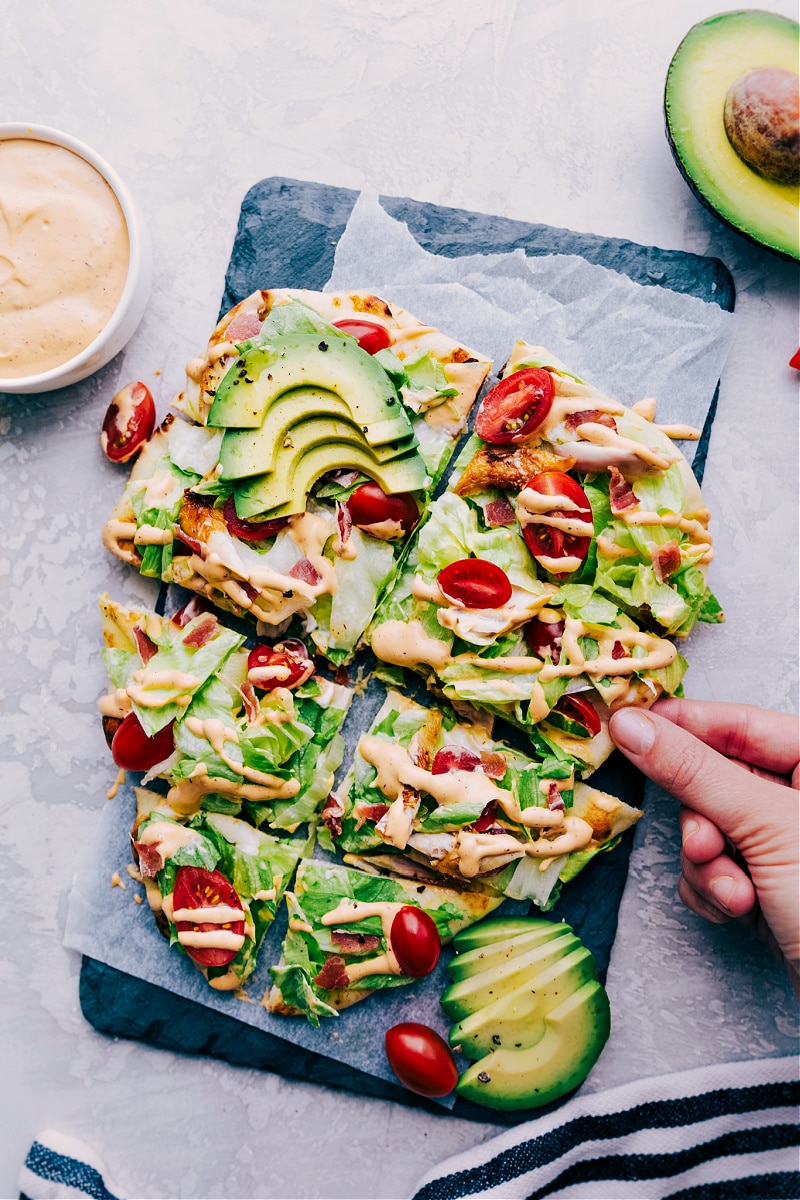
[19,1131,125,1200]
[411,1056,799,1200]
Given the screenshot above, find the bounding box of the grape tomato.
[172,866,245,968]
[346,483,418,540]
[437,558,512,609]
[390,906,441,978]
[331,319,391,355]
[475,368,554,445]
[521,471,593,572]
[385,1022,458,1098]
[247,639,314,690]
[223,496,288,542]
[111,713,175,771]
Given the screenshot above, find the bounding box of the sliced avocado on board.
[450,946,598,1059]
[208,333,414,444]
[665,10,799,260]
[441,932,580,1020]
[234,442,429,520]
[456,980,611,1111]
[447,920,572,983]
[444,915,610,1110]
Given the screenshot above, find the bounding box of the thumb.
[608,706,774,844]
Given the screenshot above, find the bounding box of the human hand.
[608,698,800,997]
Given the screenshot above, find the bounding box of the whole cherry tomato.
[521,471,593,573]
[111,713,175,771]
[331,319,391,354]
[549,693,602,739]
[247,639,314,690]
[346,483,419,541]
[101,382,156,463]
[475,368,554,445]
[431,746,482,775]
[437,558,512,609]
[172,866,245,968]
[391,906,441,978]
[223,496,288,542]
[385,1023,458,1098]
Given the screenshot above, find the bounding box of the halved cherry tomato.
[548,693,601,739]
[346,483,419,541]
[101,382,156,463]
[385,1022,458,1098]
[475,368,554,445]
[524,616,565,662]
[391,906,441,977]
[247,639,314,690]
[331,319,391,355]
[173,866,245,968]
[438,558,512,609]
[431,746,481,775]
[521,471,593,573]
[111,713,175,771]
[223,496,288,542]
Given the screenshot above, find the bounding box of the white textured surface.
[1,2,798,1199]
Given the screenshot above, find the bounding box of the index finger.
[652,698,800,778]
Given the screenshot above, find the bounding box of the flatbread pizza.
[102,290,491,664]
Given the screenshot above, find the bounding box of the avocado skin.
[450,945,598,1059]
[664,10,799,261]
[447,921,571,983]
[456,980,611,1111]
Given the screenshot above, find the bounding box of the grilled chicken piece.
[177,492,226,545]
[455,442,572,496]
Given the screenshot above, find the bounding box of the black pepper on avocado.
[443,915,610,1111]
[665,10,799,261]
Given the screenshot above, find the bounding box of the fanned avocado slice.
[440,932,580,1020]
[451,916,557,954]
[208,333,415,444]
[665,11,799,260]
[234,444,429,520]
[219,391,417,482]
[447,921,571,983]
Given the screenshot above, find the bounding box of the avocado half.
[665,10,799,260]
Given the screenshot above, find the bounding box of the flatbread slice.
[99,595,351,832]
[325,690,641,912]
[102,291,491,665]
[266,857,501,1025]
[132,789,304,992]
[368,344,723,749]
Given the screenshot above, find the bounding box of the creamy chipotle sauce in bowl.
[0,138,130,379]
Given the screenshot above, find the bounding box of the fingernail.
[709,876,738,911]
[610,708,655,755]
[683,818,700,843]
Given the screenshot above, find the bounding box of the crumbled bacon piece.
[132,840,164,877]
[133,625,158,665]
[182,612,219,648]
[611,640,628,660]
[565,409,617,432]
[289,558,321,585]
[313,955,351,990]
[239,679,260,723]
[479,751,507,779]
[608,467,639,514]
[653,539,682,582]
[321,792,346,838]
[471,801,498,832]
[354,802,389,831]
[336,500,352,547]
[484,498,516,527]
[546,783,565,812]
[225,312,262,342]
[171,596,212,628]
[330,930,380,953]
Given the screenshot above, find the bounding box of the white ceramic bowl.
[0,123,152,394]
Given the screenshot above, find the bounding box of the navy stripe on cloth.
[23,1142,120,1200]
[663,1173,800,1200]
[412,1080,800,1200]
[523,1123,799,1200]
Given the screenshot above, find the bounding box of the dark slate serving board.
[80,179,734,1124]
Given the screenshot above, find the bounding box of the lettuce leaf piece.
[269,965,339,1028]
[697,587,724,624]
[326,528,397,656]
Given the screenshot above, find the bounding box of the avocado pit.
[724,67,800,185]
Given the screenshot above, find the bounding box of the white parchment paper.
[65,191,737,1102]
